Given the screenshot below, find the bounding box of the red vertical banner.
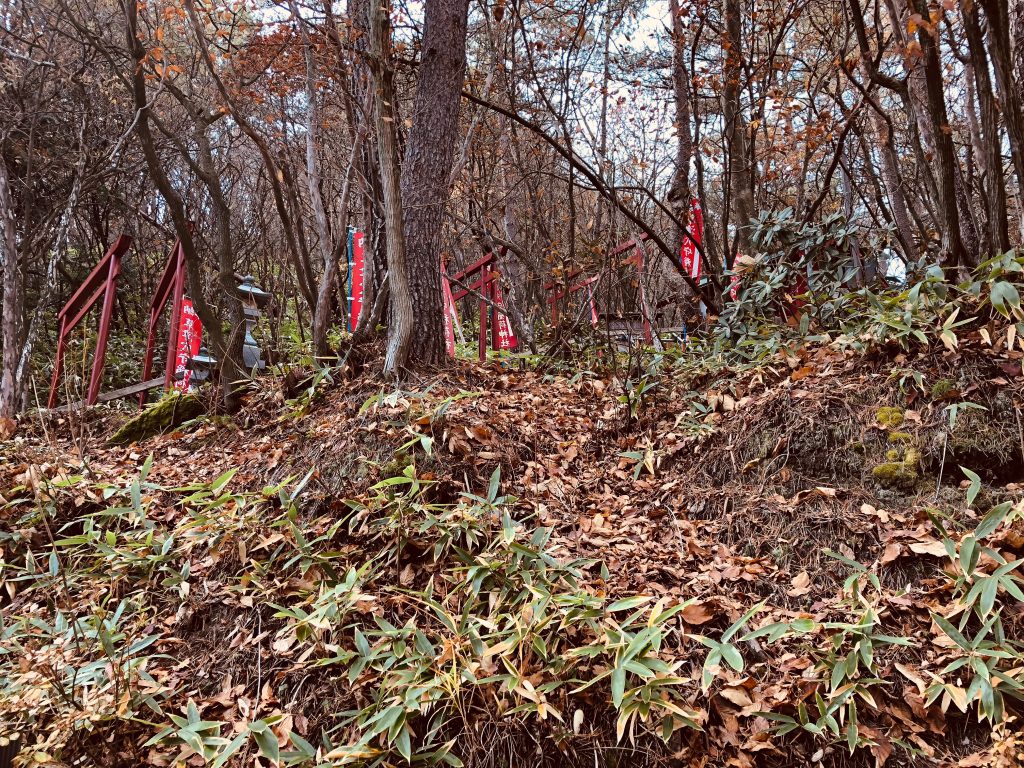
[348,229,365,331]
[492,282,518,351]
[729,274,741,301]
[441,259,459,357]
[680,198,704,281]
[172,298,202,391]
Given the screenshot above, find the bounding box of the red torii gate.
[47,234,132,408]
[47,233,192,410]
[544,234,654,345]
[447,248,518,361]
[139,237,188,404]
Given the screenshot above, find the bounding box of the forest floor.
[2,329,1023,768]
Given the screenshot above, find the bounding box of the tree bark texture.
[911,0,968,269]
[963,3,1011,255]
[0,157,20,419]
[368,0,414,375]
[399,0,471,366]
[667,0,694,260]
[981,0,1024,230]
[722,0,755,259]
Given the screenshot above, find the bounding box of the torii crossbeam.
[47,234,132,408]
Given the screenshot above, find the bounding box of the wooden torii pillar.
[139,237,187,405]
[448,248,519,361]
[47,234,132,409]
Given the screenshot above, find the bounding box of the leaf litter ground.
[2,335,1023,768]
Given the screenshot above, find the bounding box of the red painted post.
[140,239,187,406]
[635,243,654,345]
[490,277,499,354]
[47,317,67,409]
[478,281,488,361]
[449,251,502,362]
[47,234,131,409]
[86,250,122,404]
[163,247,186,390]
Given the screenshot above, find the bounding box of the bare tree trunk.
[0,156,19,419]
[15,122,87,407]
[869,109,918,260]
[341,0,388,339]
[122,0,240,406]
[400,0,471,366]
[368,0,413,375]
[841,158,865,284]
[911,0,968,270]
[981,0,1024,237]
[1014,2,1024,103]
[290,0,349,358]
[313,144,359,359]
[722,0,755,258]
[667,0,693,257]
[963,67,989,251]
[183,0,319,312]
[1016,0,1024,238]
[964,4,1011,255]
[846,0,922,260]
[883,0,942,227]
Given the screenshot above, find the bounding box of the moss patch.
[875,406,904,428]
[930,378,956,401]
[871,461,918,489]
[872,445,920,490]
[887,431,914,444]
[108,393,206,446]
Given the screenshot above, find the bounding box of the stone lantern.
[232,275,271,371]
[185,346,218,386]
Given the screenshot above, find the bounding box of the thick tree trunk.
[911,0,968,270]
[1014,2,1024,103]
[368,0,413,375]
[399,0,471,366]
[0,158,19,419]
[667,0,694,259]
[964,4,1011,255]
[722,0,755,259]
[981,0,1024,236]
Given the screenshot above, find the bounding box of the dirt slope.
[1,337,1023,767]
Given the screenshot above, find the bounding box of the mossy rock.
[871,461,918,489]
[875,406,904,428]
[108,393,206,446]
[872,446,920,489]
